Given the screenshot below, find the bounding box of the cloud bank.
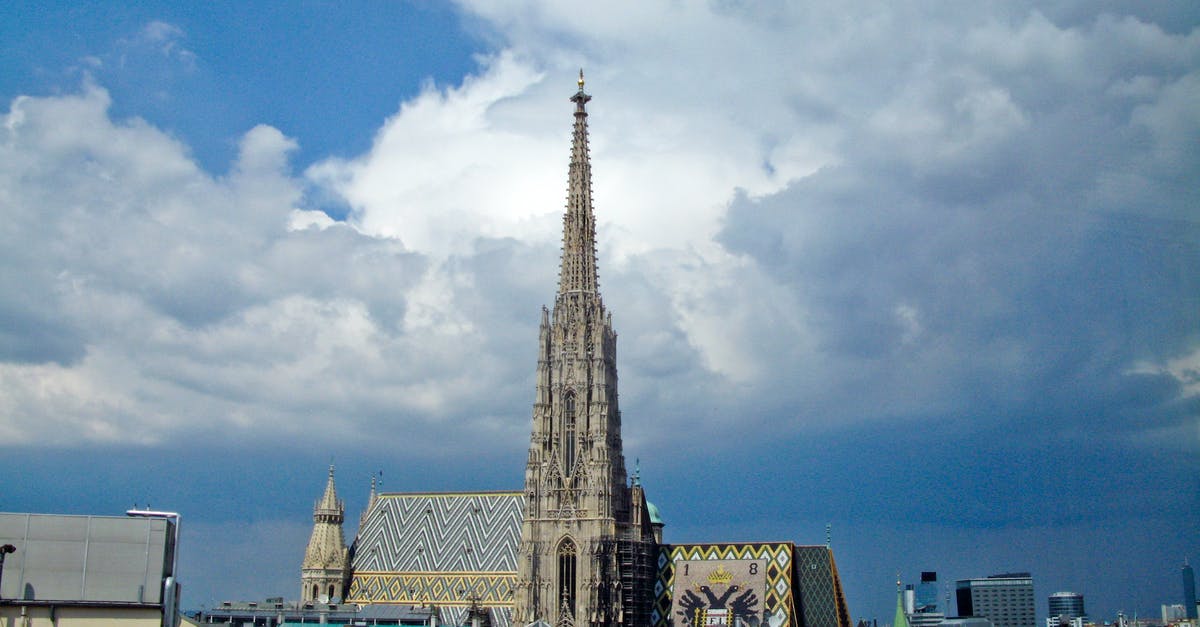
[2,2,1195,457]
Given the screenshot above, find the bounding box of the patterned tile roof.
[347,491,525,627]
[344,493,852,627]
[350,491,524,574]
[793,545,852,627]
[653,543,851,627]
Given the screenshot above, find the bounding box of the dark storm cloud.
[714,5,1200,450]
[0,286,88,365]
[719,158,1198,437]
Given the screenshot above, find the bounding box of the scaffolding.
[618,533,657,627]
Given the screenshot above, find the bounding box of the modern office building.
[910,572,945,627]
[0,511,182,627]
[917,573,940,614]
[1047,592,1086,622]
[956,573,1035,627]
[1163,604,1188,624]
[1185,560,1198,620]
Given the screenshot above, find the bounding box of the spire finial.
[570,69,591,108]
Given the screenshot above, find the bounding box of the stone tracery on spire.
[558,70,599,298]
[517,72,645,627]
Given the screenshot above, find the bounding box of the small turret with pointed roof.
[358,472,380,531]
[301,465,350,602]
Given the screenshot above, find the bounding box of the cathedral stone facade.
[512,72,658,627]
[301,75,851,627]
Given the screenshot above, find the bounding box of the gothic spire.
[558,69,599,297]
[316,464,343,516]
[517,72,654,627]
[302,465,349,602]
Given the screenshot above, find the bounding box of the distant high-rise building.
[918,572,940,613]
[1162,604,1188,624]
[910,572,945,627]
[956,573,1035,627]
[1184,560,1198,620]
[1048,592,1086,622]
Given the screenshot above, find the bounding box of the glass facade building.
[1048,592,1086,622]
[917,572,940,613]
[1184,561,1198,620]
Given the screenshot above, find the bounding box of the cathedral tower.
[514,72,657,627]
[301,465,350,603]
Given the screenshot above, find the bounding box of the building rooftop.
[0,512,176,605]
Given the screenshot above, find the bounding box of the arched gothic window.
[312,584,318,600]
[557,537,577,618]
[328,584,336,601]
[563,392,576,475]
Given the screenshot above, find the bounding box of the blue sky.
[1,1,1197,623]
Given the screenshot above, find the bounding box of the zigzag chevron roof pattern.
[350,491,525,574]
[347,492,525,627]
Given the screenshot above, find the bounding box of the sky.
[1,0,1197,622]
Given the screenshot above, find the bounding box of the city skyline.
[1,2,1197,624]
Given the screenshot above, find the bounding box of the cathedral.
[301,73,852,627]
